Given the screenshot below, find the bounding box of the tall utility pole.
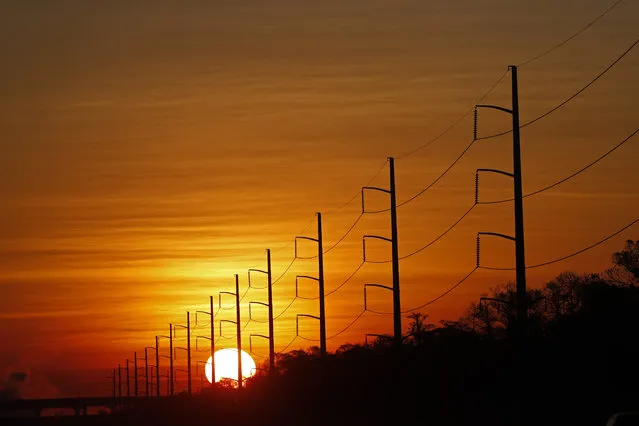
[158,325,174,396]
[235,274,243,390]
[144,349,149,397]
[133,352,138,397]
[266,250,275,371]
[361,157,401,343]
[112,368,116,399]
[125,360,130,397]
[155,337,161,397]
[475,65,527,345]
[294,213,326,356]
[511,65,528,344]
[169,325,174,396]
[117,364,122,398]
[388,158,401,342]
[210,296,216,385]
[247,250,275,370]
[197,297,216,387]
[174,313,193,396]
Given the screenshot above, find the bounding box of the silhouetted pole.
[210,296,216,387]
[144,348,149,397]
[125,360,130,397]
[169,324,174,396]
[117,364,122,398]
[294,214,327,356]
[235,274,243,390]
[187,312,192,395]
[155,337,160,397]
[133,352,138,397]
[266,249,275,371]
[389,157,401,344]
[511,65,528,345]
[317,213,327,357]
[112,368,116,399]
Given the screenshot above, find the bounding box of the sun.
[205,349,257,384]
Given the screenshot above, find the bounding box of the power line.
[273,297,298,320]
[397,69,510,159]
[479,127,638,205]
[477,37,638,141]
[326,262,365,297]
[297,309,368,342]
[480,217,639,271]
[327,310,367,340]
[277,336,298,354]
[399,204,476,260]
[367,268,478,315]
[272,257,296,285]
[370,37,637,214]
[325,160,389,214]
[518,0,625,67]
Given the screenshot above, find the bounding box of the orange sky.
[1,0,638,397]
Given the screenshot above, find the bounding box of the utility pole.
[133,352,138,397]
[112,368,116,399]
[294,213,326,356]
[125,360,130,397]
[235,274,243,390]
[361,157,401,343]
[117,364,122,398]
[144,349,149,397]
[196,298,216,387]
[511,65,528,345]
[157,325,174,396]
[210,296,216,385]
[266,249,275,371]
[155,337,160,397]
[174,313,193,396]
[388,158,401,342]
[247,250,276,370]
[169,324,174,396]
[475,65,527,345]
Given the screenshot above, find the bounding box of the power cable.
[367,267,478,315]
[480,217,639,271]
[477,38,638,141]
[479,127,638,205]
[518,0,626,67]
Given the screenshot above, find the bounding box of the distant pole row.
[111,67,530,397]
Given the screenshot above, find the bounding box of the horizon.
[1,0,638,399]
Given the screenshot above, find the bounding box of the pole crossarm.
[475,169,514,203]
[361,186,391,213]
[294,236,319,259]
[295,275,320,299]
[296,314,320,337]
[475,104,513,114]
[219,319,238,337]
[476,232,516,268]
[195,336,211,350]
[195,310,211,326]
[476,168,514,179]
[248,301,270,321]
[249,334,270,354]
[362,235,393,262]
[248,268,268,288]
[478,231,516,241]
[219,291,237,309]
[364,283,394,311]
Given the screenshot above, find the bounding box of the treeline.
[240,240,639,426]
[100,240,639,426]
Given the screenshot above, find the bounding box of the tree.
[606,239,639,286]
[405,312,434,346]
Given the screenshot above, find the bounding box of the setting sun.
[205,349,257,384]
